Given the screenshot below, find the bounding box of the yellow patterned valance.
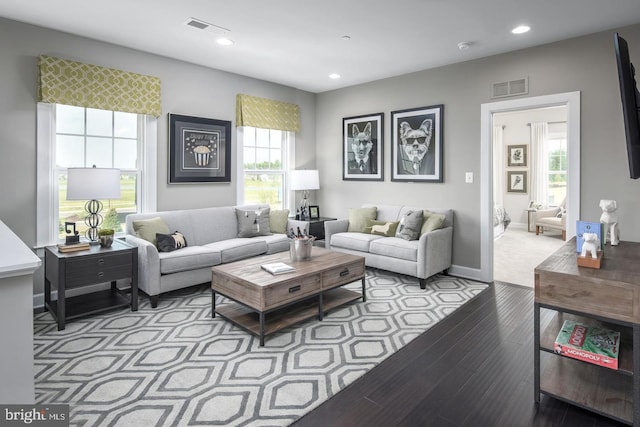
[236,94,300,132]
[38,55,162,117]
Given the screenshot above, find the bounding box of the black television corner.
[614,32,640,179]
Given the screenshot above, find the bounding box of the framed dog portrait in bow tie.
[391,104,444,182]
[342,112,384,181]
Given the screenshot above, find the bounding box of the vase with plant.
[98,228,114,248]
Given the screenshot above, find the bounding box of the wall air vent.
[184,18,229,35]
[491,77,529,99]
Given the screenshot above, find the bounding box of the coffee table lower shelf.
[214,287,362,345]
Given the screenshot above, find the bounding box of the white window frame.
[36,103,157,247]
[236,126,295,210]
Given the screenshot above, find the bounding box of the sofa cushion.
[236,207,271,237]
[364,220,399,237]
[421,210,446,235]
[331,232,383,252]
[369,237,419,262]
[133,217,170,246]
[251,233,290,254]
[156,231,188,252]
[347,207,377,232]
[396,210,423,241]
[269,209,290,234]
[159,246,222,274]
[203,239,268,263]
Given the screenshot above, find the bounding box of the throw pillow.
[364,219,399,237]
[132,217,170,246]
[396,210,424,241]
[236,207,272,238]
[421,210,446,235]
[269,209,290,234]
[156,231,188,252]
[347,207,377,233]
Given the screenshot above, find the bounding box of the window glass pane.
[56,105,85,134]
[114,112,137,138]
[86,136,113,167]
[256,128,270,147]
[270,148,282,169]
[256,148,270,169]
[244,128,256,147]
[86,108,113,136]
[56,135,85,167]
[243,173,284,209]
[244,147,256,169]
[270,129,282,149]
[114,139,137,169]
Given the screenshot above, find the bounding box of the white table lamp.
[290,170,319,220]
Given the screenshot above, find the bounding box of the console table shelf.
[534,239,640,426]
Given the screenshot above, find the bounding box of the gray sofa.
[125,205,306,307]
[324,204,453,289]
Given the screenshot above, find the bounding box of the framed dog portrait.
[507,171,528,193]
[391,104,444,182]
[342,112,384,181]
[169,114,231,183]
[507,144,527,167]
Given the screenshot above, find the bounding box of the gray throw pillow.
[396,210,424,241]
[236,207,272,237]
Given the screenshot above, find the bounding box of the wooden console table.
[534,239,640,425]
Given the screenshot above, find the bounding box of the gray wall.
[315,23,640,270]
[0,17,315,295]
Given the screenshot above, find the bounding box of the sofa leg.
[442,269,449,276]
[535,226,541,235]
[562,230,566,241]
[419,278,427,290]
[150,295,159,308]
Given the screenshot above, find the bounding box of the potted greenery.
[98,228,115,248]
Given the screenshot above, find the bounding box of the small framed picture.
[309,205,320,219]
[507,145,527,167]
[507,171,528,193]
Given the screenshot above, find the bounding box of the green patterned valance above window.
[236,94,300,132]
[38,55,162,117]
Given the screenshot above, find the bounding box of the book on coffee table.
[261,262,295,275]
[553,320,620,369]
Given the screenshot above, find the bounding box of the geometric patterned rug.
[33,268,488,426]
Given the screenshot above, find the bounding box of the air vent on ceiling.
[491,77,529,99]
[184,18,229,35]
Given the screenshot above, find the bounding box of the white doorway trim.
[479,92,581,283]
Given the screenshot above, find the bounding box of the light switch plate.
[465,172,473,183]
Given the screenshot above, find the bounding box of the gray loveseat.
[324,204,453,289]
[125,205,306,307]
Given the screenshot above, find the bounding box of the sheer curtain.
[493,125,504,206]
[530,122,549,206]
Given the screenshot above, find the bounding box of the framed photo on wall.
[391,104,444,182]
[507,170,528,193]
[169,114,231,183]
[342,112,384,181]
[507,144,527,167]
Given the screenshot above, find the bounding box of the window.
[238,127,293,210]
[546,137,567,205]
[37,104,157,246]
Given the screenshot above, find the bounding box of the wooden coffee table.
[211,247,366,346]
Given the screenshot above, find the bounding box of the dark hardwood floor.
[293,281,626,427]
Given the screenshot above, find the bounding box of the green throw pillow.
[347,207,377,233]
[395,210,424,241]
[269,209,290,234]
[421,210,446,235]
[132,217,170,246]
[236,207,271,237]
[363,220,399,237]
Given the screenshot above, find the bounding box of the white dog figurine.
[581,232,601,258]
[599,199,619,246]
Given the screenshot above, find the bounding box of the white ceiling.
[1,0,640,93]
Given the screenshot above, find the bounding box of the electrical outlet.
[465,172,473,183]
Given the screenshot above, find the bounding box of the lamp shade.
[290,170,320,191]
[66,167,121,200]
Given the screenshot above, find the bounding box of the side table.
[526,208,537,232]
[299,217,337,242]
[44,239,138,330]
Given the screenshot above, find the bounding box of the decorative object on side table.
[66,166,121,244]
[599,199,620,245]
[98,228,114,248]
[309,205,320,219]
[290,169,319,220]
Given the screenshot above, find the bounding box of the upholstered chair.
[535,198,567,240]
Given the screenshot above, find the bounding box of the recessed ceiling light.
[457,41,471,51]
[329,73,341,79]
[512,25,531,34]
[341,35,351,41]
[216,36,234,46]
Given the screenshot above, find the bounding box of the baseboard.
[448,264,488,283]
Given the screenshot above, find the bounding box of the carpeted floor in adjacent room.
[33,268,488,427]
